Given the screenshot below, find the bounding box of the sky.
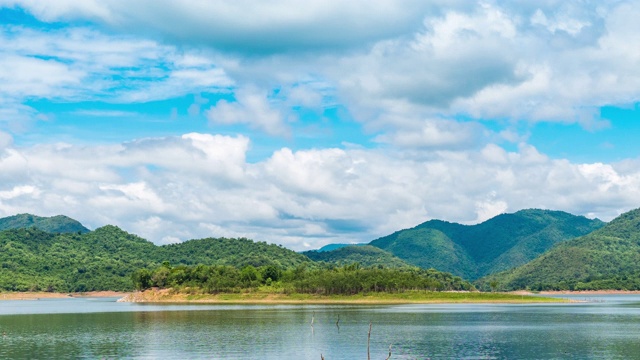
[1,0,640,250]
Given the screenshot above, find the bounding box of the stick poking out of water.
[311,311,315,336]
[367,321,372,360]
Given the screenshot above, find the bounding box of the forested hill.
[0,213,90,234]
[0,225,311,292]
[368,209,605,280]
[302,245,412,268]
[477,208,640,291]
[315,243,366,252]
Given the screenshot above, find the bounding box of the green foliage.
[0,225,312,292]
[156,237,310,269]
[370,209,604,280]
[302,245,411,268]
[315,243,366,252]
[0,213,89,234]
[478,208,640,291]
[140,263,475,295]
[0,226,156,292]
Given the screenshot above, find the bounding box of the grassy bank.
[119,289,565,304]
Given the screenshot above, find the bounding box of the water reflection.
[1,296,640,359]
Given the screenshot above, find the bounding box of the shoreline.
[539,290,640,295]
[4,289,638,303]
[116,289,567,304]
[0,291,130,300]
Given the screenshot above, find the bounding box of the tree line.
[131,262,475,295]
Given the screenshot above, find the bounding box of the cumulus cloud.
[205,88,289,136]
[1,0,456,53]
[374,118,486,149]
[0,131,13,149]
[1,133,640,250]
[3,1,640,139]
[0,24,234,129]
[1,1,640,250]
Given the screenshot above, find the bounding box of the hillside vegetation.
[368,209,604,280]
[0,214,89,234]
[477,208,640,291]
[0,222,312,292]
[131,262,474,295]
[302,245,411,268]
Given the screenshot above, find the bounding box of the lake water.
[1,295,640,359]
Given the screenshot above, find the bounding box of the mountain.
[0,213,90,234]
[0,226,159,292]
[477,208,640,291]
[0,225,312,292]
[315,243,366,252]
[158,237,311,269]
[369,209,605,280]
[302,245,412,268]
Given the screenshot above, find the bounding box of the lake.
[1,295,640,359]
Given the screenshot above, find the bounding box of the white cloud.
[2,132,640,249]
[0,185,39,200]
[0,0,112,22]
[3,0,452,53]
[1,1,640,251]
[374,119,485,149]
[0,131,13,149]
[205,88,289,136]
[473,191,509,223]
[0,25,234,129]
[3,1,640,140]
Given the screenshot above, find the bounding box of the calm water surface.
[1,295,640,359]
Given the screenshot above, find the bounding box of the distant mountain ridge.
[315,243,366,252]
[367,209,605,280]
[0,213,90,234]
[478,207,640,291]
[0,224,313,292]
[303,245,411,268]
[0,209,615,292]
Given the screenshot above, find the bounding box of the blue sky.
[1,1,640,250]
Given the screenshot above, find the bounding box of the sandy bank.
[117,289,565,304]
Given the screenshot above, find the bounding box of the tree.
[132,269,152,290]
[261,265,281,283]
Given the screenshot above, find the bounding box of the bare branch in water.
[367,321,372,360]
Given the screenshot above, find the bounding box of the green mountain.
[477,208,640,291]
[369,209,605,280]
[302,245,412,268]
[0,225,311,292]
[158,237,312,269]
[315,243,366,252]
[0,213,90,234]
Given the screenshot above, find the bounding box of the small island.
[116,263,563,304]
